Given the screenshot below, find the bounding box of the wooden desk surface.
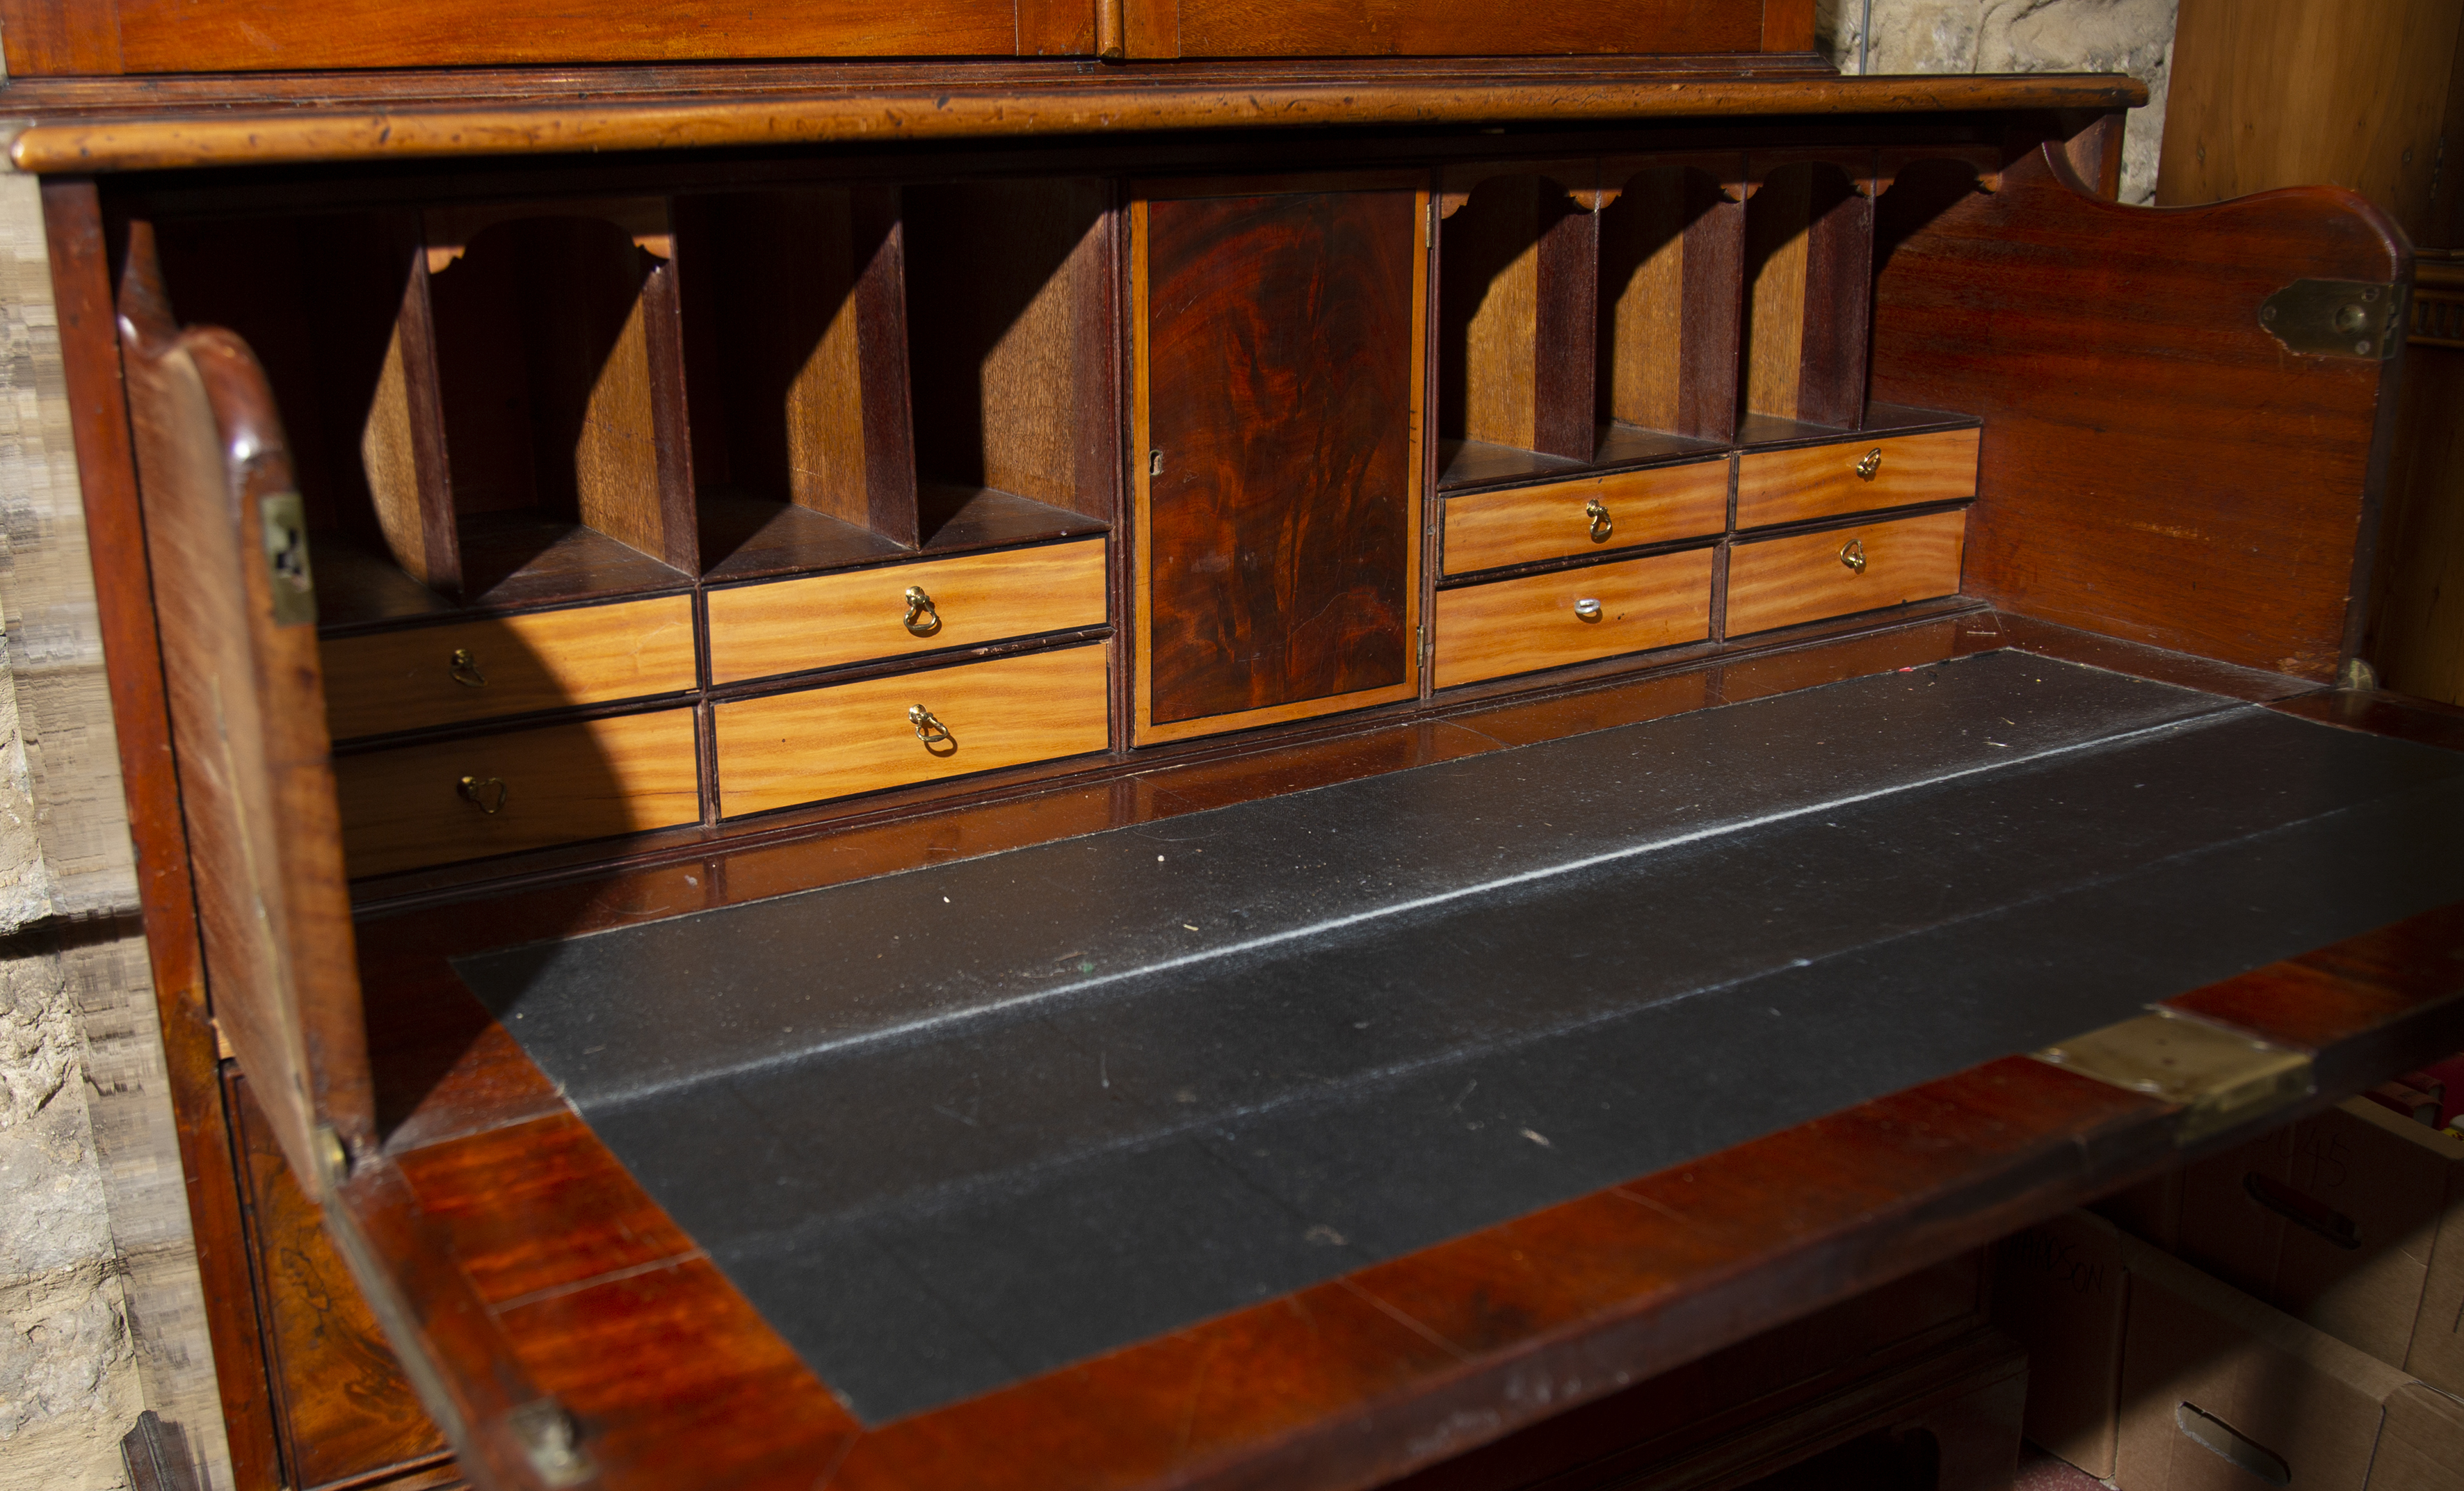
[337,611,2464,1490]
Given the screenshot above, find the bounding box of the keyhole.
[1149,450,1164,476]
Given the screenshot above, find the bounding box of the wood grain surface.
[321,595,698,741]
[335,707,701,878]
[1145,0,1758,58]
[117,231,376,1198]
[1734,427,1979,530]
[6,73,2148,175]
[714,643,1108,816]
[1725,509,1967,637]
[1442,459,1728,575]
[1137,184,1422,738]
[97,0,1029,72]
[1435,547,1713,688]
[229,1074,453,1491]
[707,539,1106,684]
[1872,143,2403,680]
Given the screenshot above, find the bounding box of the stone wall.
[1819,0,2182,202]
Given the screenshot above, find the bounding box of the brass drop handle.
[909,704,956,753]
[1584,497,1613,542]
[457,775,510,814]
[449,647,486,688]
[1572,597,1604,621]
[1839,538,1869,574]
[1854,447,1884,481]
[903,586,942,637]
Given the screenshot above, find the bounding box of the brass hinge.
[2258,278,2402,360]
[2033,1007,2312,1146]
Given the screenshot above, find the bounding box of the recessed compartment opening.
[1596,160,1744,458]
[1438,169,1597,486]
[675,186,918,581]
[150,211,459,629]
[1739,157,1873,441]
[901,178,1118,554]
[425,200,698,604]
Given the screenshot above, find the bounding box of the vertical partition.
[1741,152,1876,432]
[1438,163,1601,473]
[1597,153,1747,446]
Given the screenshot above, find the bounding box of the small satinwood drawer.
[1434,549,1713,688]
[334,709,700,878]
[1442,459,1729,577]
[1725,510,1968,637]
[707,540,1107,685]
[714,645,1109,817]
[1734,428,1979,530]
[321,595,698,741]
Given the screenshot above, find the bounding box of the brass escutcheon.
[456,775,510,814]
[1854,448,1883,481]
[908,704,956,754]
[1839,538,1869,573]
[903,586,942,637]
[449,648,486,688]
[1584,497,1613,542]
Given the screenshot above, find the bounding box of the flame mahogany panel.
[1143,188,1419,727]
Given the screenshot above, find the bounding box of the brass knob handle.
[908,704,956,754]
[1572,597,1604,621]
[449,648,485,688]
[1584,497,1613,542]
[1854,448,1883,481]
[903,586,942,637]
[1839,538,1869,573]
[456,775,510,814]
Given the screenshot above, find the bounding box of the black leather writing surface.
[459,652,2464,1422]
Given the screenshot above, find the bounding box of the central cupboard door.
[1133,175,1426,743]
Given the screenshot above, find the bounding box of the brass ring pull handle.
[908,704,956,755]
[1839,538,1869,574]
[457,775,510,814]
[1572,597,1604,621]
[1854,448,1884,481]
[449,648,486,688]
[1584,497,1613,542]
[903,586,942,637]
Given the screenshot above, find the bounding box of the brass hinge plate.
[259,490,317,627]
[2258,278,2402,360]
[2033,1008,2312,1146]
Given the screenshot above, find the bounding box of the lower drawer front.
[1725,510,1968,637]
[1435,549,1714,688]
[715,645,1109,818]
[335,709,701,878]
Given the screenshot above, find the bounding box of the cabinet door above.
[1132,175,1427,743]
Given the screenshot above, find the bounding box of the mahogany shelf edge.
[9,72,2147,175]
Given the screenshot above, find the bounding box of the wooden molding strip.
[9,72,2146,173]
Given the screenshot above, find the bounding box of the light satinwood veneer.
[1434,547,1714,688]
[707,540,1108,685]
[321,595,698,741]
[1442,459,1729,577]
[1725,509,1968,637]
[333,707,700,878]
[1735,428,1979,530]
[714,644,1109,817]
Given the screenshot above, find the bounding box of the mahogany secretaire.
[8,2,2464,1488]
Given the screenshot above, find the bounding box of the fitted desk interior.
[11,36,2464,1491]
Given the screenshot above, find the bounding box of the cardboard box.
[2369,1382,2464,1491]
[2115,1233,2415,1491]
[2176,1099,2464,1373]
[1995,1209,2131,1477]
